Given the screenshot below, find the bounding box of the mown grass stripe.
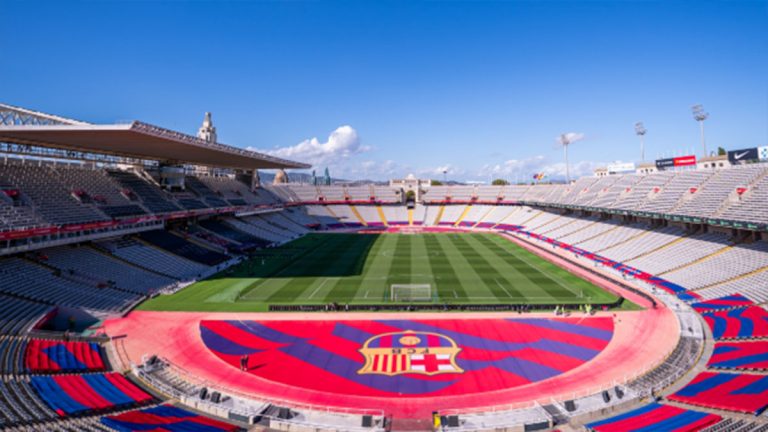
[389,234,412,288]
[264,234,357,302]
[137,232,626,312]
[410,234,434,286]
[433,234,494,301]
[458,234,536,301]
[320,234,381,303]
[448,234,532,301]
[472,234,566,300]
[478,235,575,299]
[485,234,615,303]
[353,233,396,301]
[422,234,463,301]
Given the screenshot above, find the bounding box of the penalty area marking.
[308,278,332,299]
[494,278,514,299]
[502,241,582,298]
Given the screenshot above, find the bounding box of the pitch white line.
[308,278,330,299]
[453,290,458,299]
[364,290,369,298]
[505,246,581,297]
[494,278,514,299]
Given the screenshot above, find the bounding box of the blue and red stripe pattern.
[30,372,153,416]
[702,307,768,340]
[101,404,241,432]
[25,339,105,373]
[585,403,721,432]
[668,372,768,414]
[475,222,496,228]
[199,318,613,397]
[494,224,522,231]
[708,341,768,371]
[691,294,754,313]
[517,230,701,299]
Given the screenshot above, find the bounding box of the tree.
[431,180,443,186]
[491,179,510,186]
[405,190,416,200]
[717,147,726,156]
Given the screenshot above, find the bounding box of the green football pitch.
[139,232,629,312]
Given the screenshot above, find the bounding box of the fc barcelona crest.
[358,330,463,376]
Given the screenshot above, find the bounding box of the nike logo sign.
[734,151,750,160]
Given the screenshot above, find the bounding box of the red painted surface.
[104,306,677,418]
[101,231,679,419]
[199,318,613,398]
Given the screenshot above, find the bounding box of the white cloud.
[249,125,369,167]
[556,132,586,145]
[481,156,546,176]
[417,164,464,178]
[250,127,602,182]
[539,160,604,179]
[478,154,603,182]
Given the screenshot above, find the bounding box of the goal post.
[390,284,433,302]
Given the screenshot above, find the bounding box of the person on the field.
[240,354,249,371]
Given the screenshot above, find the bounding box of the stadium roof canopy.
[0,104,310,170]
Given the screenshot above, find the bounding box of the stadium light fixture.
[692,104,709,157]
[634,122,647,162]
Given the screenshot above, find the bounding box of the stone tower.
[197,112,217,143]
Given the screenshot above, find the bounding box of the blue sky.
[2,1,767,182]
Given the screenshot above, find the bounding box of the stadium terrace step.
[539,216,580,235]
[659,243,735,276]
[702,307,768,340]
[624,233,690,262]
[101,404,242,432]
[585,403,721,432]
[519,209,544,227]
[691,294,756,313]
[137,230,229,266]
[30,372,154,416]
[709,341,768,371]
[695,265,768,292]
[668,372,768,414]
[25,339,106,373]
[106,170,181,214]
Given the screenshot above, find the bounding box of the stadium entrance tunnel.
[35,306,103,333]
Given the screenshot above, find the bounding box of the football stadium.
[2,1,768,430]
[0,103,767,432]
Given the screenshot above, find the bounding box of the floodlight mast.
[635,122,647,162]
[559,134,572,184]
[692,104,709,157]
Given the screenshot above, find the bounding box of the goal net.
[390,284,433,302]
